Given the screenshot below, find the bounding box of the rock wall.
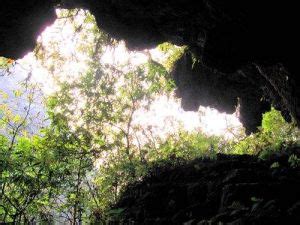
[0,0,299,131]
[172,52,274,134]
[111,147,300,224]
[0,0,56,58]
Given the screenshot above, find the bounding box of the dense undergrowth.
[1,92,298,224]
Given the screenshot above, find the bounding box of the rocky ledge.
[111,147,300,224]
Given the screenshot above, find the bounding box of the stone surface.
[0,0,57,58]
[111,147,300,224]
[171,52,272,134]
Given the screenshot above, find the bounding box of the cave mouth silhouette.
[1,0,299,134]
[1,1,300,224]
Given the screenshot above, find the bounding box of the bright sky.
[0,9,244,140]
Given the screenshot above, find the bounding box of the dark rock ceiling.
[0,0,299,133]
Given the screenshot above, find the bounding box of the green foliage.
[157,42,186,71]
[0,134,55,222]
[0,57,14,70]
[288,154,300,168]
[270,162,280,169]
[150,130,221,161]
[42,57,178,220]
[228,108,299,158]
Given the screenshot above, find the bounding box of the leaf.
[0,89,9,100]
[13,89,22,97]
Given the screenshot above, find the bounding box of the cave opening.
[0,2,300,224]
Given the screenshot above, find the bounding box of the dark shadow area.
[111,147,300,224]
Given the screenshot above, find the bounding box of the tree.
[227,108,299,156]
[0,84,52,223]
